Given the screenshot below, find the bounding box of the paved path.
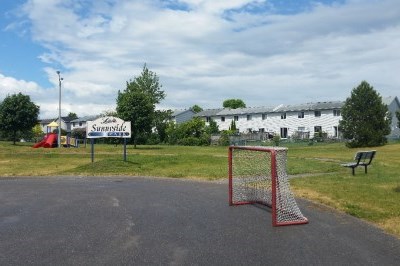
[1,176,399,265]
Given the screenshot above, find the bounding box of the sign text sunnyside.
[86,116,131,138]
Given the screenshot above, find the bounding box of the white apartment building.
[38,117,73,133]
[70,115,101,132]
[195,97,400,139]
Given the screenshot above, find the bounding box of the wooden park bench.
[341,150,376,175]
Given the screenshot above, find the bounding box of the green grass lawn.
[1,140,399,237]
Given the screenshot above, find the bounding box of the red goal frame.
[229,146,308,227]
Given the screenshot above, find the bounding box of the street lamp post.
[56,71,63,148]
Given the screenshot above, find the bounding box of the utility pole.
[56,71,63,148]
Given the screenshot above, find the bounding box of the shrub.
[272,135,281,146]
[218,131,231,146]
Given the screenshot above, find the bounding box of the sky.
[0,0,399,119]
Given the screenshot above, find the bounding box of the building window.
[221,116,225,122]
[79,122,82,126]
[298,112,304,118]
[280,127,288,138]
[206,117,211,122]
[314,126,322,133]
[247,115,252,121]
[262,114,267,120]
[234,116,239,121]
[259,128,265,133]
[333,110,341,116]
[281,113,286,119]
[314,111,321,117]
[298,127,305,132]
[72,122,76,127]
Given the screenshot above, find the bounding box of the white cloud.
[3,0,400,118]
[0,74,40,96]
[0,73,51,118]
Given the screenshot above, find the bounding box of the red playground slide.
[32,133,58,148]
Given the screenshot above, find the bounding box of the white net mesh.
[230,146,308,226]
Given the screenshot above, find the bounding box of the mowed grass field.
[1,140,399,237]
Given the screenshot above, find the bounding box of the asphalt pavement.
[1,176,399,265]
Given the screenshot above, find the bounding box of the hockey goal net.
[229,146,308,226]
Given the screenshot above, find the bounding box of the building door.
[280,127,288,138]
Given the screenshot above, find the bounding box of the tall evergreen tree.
[339,81,391,147]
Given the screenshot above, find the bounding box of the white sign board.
[86,116,131,138]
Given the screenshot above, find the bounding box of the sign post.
[91,138,94,163]
[124,138,127,162]
[86,116,131,163]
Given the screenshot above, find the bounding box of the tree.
[223,99,246,109]
[207,118,219,134]
[117,65,166,148]
[67,112,78,120]
[117,90,154,148]
[153,110,173,143]
[339,81,391,147]
[71,128,86,140]
[191,105,203,113]
[126,64,165,105]
[0,93,40,144]
[396,110,400,128]
[229,120,237,131]
[32,124,45,142]
[166,117,210,146]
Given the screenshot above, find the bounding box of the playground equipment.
[32,121,79,148]
[33,133,58,148]
[33,133,79,148]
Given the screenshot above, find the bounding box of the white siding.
[211,109,342,138]
[192,97,400,139]
[71,121,87,131]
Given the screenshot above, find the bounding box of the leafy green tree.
[396,110,400,128]
[117,65,166,147]
[165,122,179,145]
[218,131,231,146]
[223,99,246,109]
[117,90,154,148]
[67,112,78,120]
[0,93,40,144]
[207,118,219,134]
[32,124,45,142]
[166,117,210,146]
[153,109,173,143]
[126,64,165,105]
[191,105,203,113]
[339,81,391,147]
[181,117,206,138]
[71,128,86,140]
